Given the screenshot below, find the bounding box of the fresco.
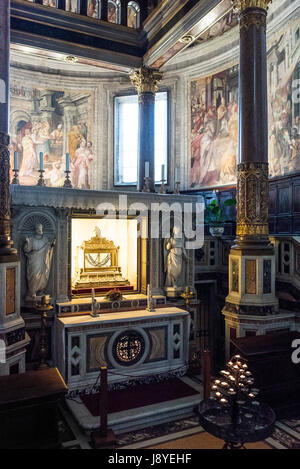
[10,83,95,189]
[190,66,239,188]
[190,21,300,189]
[268,24,300,178]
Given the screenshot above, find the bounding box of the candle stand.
[181,286,194,310]
[159,178,167,194]
[142,176,152,193]
[199,355,276,449]
[35,296,53,370]
[37,169,46,187]
[11,169,19,185]
[63,170,73,188]
[174,181,180,194]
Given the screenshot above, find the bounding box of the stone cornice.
[10,185,199,211]
[163,0,299,75]
[144,0,232,67]
[143,0,191,40]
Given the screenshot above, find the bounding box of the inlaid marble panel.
[6,267,15,315]
[245,260,257,295]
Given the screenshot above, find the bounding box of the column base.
[222,306,294,361]
[0,332,31,376]
[0,259,30,375]
[223,240,279,359]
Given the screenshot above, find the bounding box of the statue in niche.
[164,225,188,297]
[24,223,56,301]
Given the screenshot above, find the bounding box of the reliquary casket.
[72,231,130,291]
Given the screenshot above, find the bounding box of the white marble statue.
[164,225,188,289]
[24,223,56,301]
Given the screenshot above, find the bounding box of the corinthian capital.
[232,0,272,12]
[130,67,163,94]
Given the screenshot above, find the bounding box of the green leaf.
[223,198,237,207]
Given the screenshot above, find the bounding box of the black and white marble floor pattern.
[57,403,300,450]
[57,375,300,450]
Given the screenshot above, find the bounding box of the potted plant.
[205,198,236,237]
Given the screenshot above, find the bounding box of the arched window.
[108,0,121,24]
[65,0,78,13]
[87,0,101,18]
[127,1,140,29]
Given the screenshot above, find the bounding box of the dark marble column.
[0,0,17,261]
[234,0,273,248]
[130,67,163,192]
[222,1,277,356]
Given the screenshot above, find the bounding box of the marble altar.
[55,307,190,392]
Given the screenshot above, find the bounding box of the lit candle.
[161,164,165,181]
[175,167,179,182]
[145,161,150,178]
[221,381,229,387]
[39,152,44,171]
[66,153,70,172]
[13,151,18,171]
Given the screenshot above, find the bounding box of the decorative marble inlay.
[112,330,145,366]
[263,259,272,294]
[231,259,239,293]
[70,336,82,376]
[6,267,15,315]
[173,324,181,359]
[88,335,108,371]
[149,328,166,361]
[245,259,257,294]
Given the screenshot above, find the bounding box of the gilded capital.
[231,0,272,12]
[130,67,163,94]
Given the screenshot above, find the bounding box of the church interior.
[0,0,300,451]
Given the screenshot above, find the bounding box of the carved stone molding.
[0,132,10,221]
[224,301,276,316]
[232,0,272,13]
[236,162,269,238]
[130,67,163,95]
[240,9,267,31]
[0,132,17,258]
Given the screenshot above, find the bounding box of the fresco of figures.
[268,23,300,178]
[190,66,239,189]
[190,22,300,189]
[10,84,94,189]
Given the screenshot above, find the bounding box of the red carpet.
[80,378,199,416]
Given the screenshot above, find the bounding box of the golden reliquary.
[72,228,130,290]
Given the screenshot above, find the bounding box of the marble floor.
[57,377,300,450]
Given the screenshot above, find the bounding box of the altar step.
[66,376,202,435]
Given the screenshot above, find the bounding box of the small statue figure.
[164,225,188,295]
[24,223,56,302]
